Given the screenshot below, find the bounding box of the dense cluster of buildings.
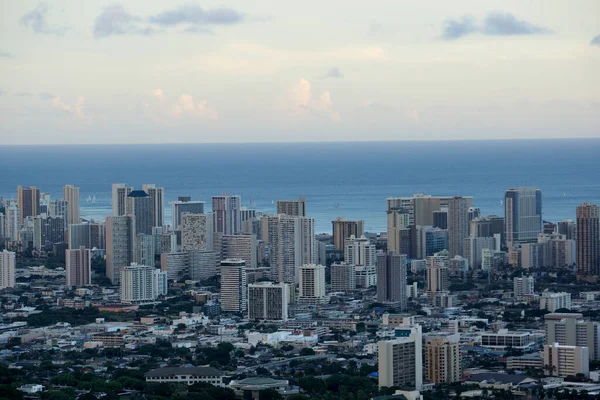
[2,184,600,398]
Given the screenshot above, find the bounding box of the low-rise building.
[145,366,224,386]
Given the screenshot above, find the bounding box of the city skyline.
[1,1,599,144]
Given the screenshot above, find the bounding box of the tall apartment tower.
[376,252,407,309]
[63,184,80,225]
[427,263,449,297]
[17,185,41,224]
[332,218,365,251]
[387,207,411,255]
[576,203,600,280]
[378,324,423,390]
[425,338,461,384]
[65,246,91,286]
[298,264,326,305]
[545,313,600,360]
[222,234,257,269]
[448,197,470,258]
[112,183,132,216]
[171,198,205,230]
[142,184,165,228]
[276,197,306,217]
[106,215,136,284]
[120,264,167,303]
[248,281,289,321]
[220,259,247,312]
[5,205,19,241]
[0,250,16,289]
[68,222,106,250]
[135,234,156,267]
[505,187,542,244]
[330,262,356,292]
[212,194,242,235]
[265,214,315,283]
[126,190,154,235]
[544,343,589,378]
[346,235,377,288]
[514,276,535,297]
[181,213,213,251]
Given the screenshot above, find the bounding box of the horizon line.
[2,136,600,147]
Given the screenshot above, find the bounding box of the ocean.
[1,139,599,233]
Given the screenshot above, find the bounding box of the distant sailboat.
[500,200,503,206]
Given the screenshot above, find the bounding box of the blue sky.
[1,0,599,144]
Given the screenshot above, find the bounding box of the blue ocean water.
[1,139,599,233]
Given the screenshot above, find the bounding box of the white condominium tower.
[264,214,315,283]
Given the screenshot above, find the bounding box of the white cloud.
[290,79,340,122]
[148,89,218,121]
[51,95,85,119]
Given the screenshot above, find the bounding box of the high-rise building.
[135,234,156,267]
[376,252,407,309]
[5,205,19,241]
[120,264,167,303]
[432,209,448,229]
[464,236,497,270]
[378,323,423,390]
[265,214,315,283]
[0,213,4,240]
[68,222,106,250]
[427,262,449,299]
[387,194,472,228]
[576,203,600,280]
[557,219,577,240]
[188,250,217,281]
[160,251,190,281]
[345,235,376,266]
[49,199,69,228]
[448,197,470,258]
[387,207,411,255]
[505,187,542,244]
[17,185,41,224]
[112,183,132,216]
[212,194,242,235]
[127,190,154,235]
[544,343,589,378]
[513,276,535,297]
[63,185,80,225]
[142,184,165,228]
[65,246,91,286]
[181,213,213,251]
[276,197,306,217]
[332,218,365,251]
[106,215,136,284]
[470,215,505,243]
[425,338,461,384]
[33,216,65,251]
[330,262,356,292]
[248,281,289,321]
[545,313,600,360]
[0,250,16,289]
[298,264,326,305]
[540,291,571,312]
[222,234,257,269]
[220,259,247,312]
[171,198,205,230]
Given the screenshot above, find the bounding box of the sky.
[0,0,599,145]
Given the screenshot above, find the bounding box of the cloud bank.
[441,12,551,40]
[20,3,68,35]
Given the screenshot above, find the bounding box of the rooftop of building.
[145,366,223,378]
[127,190,149,198]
